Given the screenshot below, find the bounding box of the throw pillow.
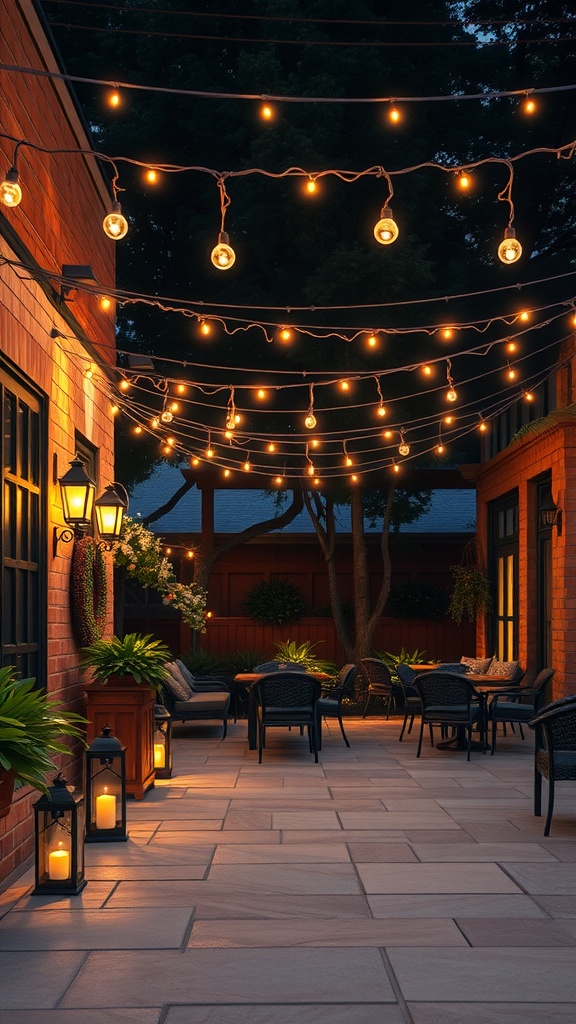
[165,661,194,699]
[487,658,519,678]
[176,659,197,692]
[461,656,492,674]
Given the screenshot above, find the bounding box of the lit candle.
[48,842,70,880]
[154,743,165,769]
[95,788,116,830]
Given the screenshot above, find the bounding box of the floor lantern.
[85,725,128,842]
[153,704,173,779]
[33,772,86,895]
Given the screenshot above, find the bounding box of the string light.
[243,457,251,471]
[398,431,410,456]
[99,295,113,311]
[305,176,318,195]
[256,388,267,400]
[478,417,488,432]
[457,171,471,191]
[374,205,399,245]
[422,364,432,376]
[278,327,293,343]
[0,165,22,207]
[524,390,535,402]
[210,179,235,270]
[260,103,274,121]
[387,103,402,124]
[498,227,522,263]
[506,364,518,381]
[144,168,159,184]
[367,333,378,348]
[522,95,537,115]
[107,89,121,108]
[445,360,458,402]
[103,201,129,240]
[199,318,212,336]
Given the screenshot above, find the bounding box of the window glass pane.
[497,558,504,615]
[30,410,39,487]
[3,567,15,643]
[4,481,16,558]
[3,391,16,474]
[19,400,29,480]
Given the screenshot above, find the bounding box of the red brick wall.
[476,417,576,700]
[0,2,116,883]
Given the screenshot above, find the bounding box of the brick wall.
[0,2,116,883]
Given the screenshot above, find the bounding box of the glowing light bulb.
[377,404,387,418]
[441,328,454,341]
[161,410,173,423]
[177,384,186,394]
[278,327,293,343]
[340,380,350,392]
[268,443,276,453]
[145,169,158,184]
[110,404,119,416]
[307,464,315,477]
[393,463,400,473]
[162,445,172,455]
[388,104,401,124]
[479,421,487,432]
[118,379,130,392]
[134,425,142,434]
[305,177,317,194]
[261,103,274,121]
[211,232,236,270]
[367,333,378,348]
[84,366,94,380]
[571,311,576,328]
[205,446,214,458]
[256,389,267,400]
[224,430,234,440]
[187,549,195,559]
[436,443,445,454]
[190,457,200,466]
[311,439,319,448]
[108,90,121,108]
[519,310,530,322]
[398,441,410,456]
[507,342,517,354]
[444,415,454,425]
[525,391,534,402]
[458,172,471,191]
[498,228,522,264]
[507,367,517,381]
[345,456,353,467]
[166,437,175,446]
[199,319,212,336]
[243,460,251,472]
[351,474,358,483]
[374,206,399,245]
[313,477,320,486]
[151,417,159,429]
[422,365,432,376]
[103,202,128,240]
[383,430,393,439]
[446,388,458,403]
[165,547,172,556]
[523,96,537,115]
[235,413,241,425]
[0,167,22,208]
[223,468,231,478]
[274,475,283,485]
[99,296,112,312]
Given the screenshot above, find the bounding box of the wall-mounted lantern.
[54,456,96,554]
[94,482,129,544]
[32,773,86,895]
[540,491,561,530]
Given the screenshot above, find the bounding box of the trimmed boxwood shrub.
[243,577,306,625]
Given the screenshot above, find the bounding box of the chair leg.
[534,765,542,816]
[416,719,425,757]
[407,715,415,734]
[337,714,350,747]
[544,777,555,836]
[428,724,434,748]
[399,714,408,741]
[518,723,525,740]
[362,692,372,718]
[491,716,497,755]
[258,721,264,763]
[222,716,228,739]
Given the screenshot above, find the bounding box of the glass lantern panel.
[39,810,73,882]
[89,759,123,829]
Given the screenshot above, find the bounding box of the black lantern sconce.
[32,772,86,895]
[540,490,562,531]
[94,482,129,546]
[53,455,96,555]
[153,704,173,779]
[85,726,128,842]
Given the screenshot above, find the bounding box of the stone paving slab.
[357,862,521,894]
[58,948,396,1007]
[0,951,87,1009]
[0,908,193,950]
[503,863,576,893]
[456,916,576,946]
[0,1011,160,1024]
[164,1005,403,1024]
[187,917,467,947]
[212,843,351,864]
[411,842,558,861]
[408,1004,576,1024]
[387,947,576,1001]
[368,894,546,917]
[205,863,362,894]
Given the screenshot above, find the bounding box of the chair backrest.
[521,667,555,710]
[437,662,468,674]
[529,694,576,754]
[358,658,393,688]
[253,672,322,710]
[253,661,307,673]
[334,663,357,693]
[415,670,478,708]
[395,663,419,697]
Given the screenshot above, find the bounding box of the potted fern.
[81,633,171,800]
[0,667,86,817]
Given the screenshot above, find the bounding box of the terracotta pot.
[0,768,15,819]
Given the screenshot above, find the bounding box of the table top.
[409,664,441,672]
[466,673,513,685]
[235,670,331,683]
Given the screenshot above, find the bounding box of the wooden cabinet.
[84,679,155,800]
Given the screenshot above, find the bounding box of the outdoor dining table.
[234,671,331,750]
[432,673,511,752]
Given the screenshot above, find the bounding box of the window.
[489,492,518,660]
[1,360,46,683]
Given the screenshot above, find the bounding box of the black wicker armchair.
[252,672,323,763]
[316,663,357,749]
[529,694,576,835]
[489,668,555,754]
[415,671,485,761]
[358,658,395,718]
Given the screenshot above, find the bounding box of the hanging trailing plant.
[70,536,108,645]
[448,540,493,625]
[114,517,207,632]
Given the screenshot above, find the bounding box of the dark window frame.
[488,489,519,660]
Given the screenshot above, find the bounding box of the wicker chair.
[252,672,322,763]
[316,664,357,749]
[529,694,576,835]
[358,658,395,718]
[415,671,484,761]
[489,668,555,754]
[395,663,423,741]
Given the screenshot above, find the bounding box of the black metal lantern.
[33,772,86,895]
[153,704,172,779]
[58,456,96,529]
[94,482,129,543]
[85,726,127,842]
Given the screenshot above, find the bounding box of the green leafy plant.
[448,565,493,624]
[385,580,449,620]
[377,647,428,667]
[222,649,266,674]
[273,640,337,676]
[243,577,306,625]
[0,667,87,793]
[80,632,171,691]
[180,649,227,677]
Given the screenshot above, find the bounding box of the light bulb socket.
[5,166,19,184]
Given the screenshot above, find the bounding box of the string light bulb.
[305,177,317,194]
[457,171,471,191]
[243,459,251,472]
[205,445,214,458]
[99,296,113,312]
[118,379,130,392]
[134,425,142,434]
[388,104,401,124]
[377,403,387,418]
[278,327,293,344]
[267,442,276,453]
[367,333,378,348]
[436,443,445,454]
[422,364,432,376]
[522,96,537,115]
[498,227,522,264]
[161,409,173,423]
[260,103,274,121]
[305,383,317,429]
[446,387,458,402]
[524,391,534,402]
[507,365,518,381]
[478,418,487,432]
[108,89,121,108]
[274,475,283,485]
[103,202,129,240]
[256,388,267,400]
[374,205,399,245]
[211,231,236,270]
[398,433,410,457]
[0,166,22,208]
[150,417,160,429]
[144,169,159,185]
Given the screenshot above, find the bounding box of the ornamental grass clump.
[0,667,87,793]
[80,632,171,691]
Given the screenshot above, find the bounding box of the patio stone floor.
[1,714,576,1022]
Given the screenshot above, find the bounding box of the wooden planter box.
[0,769,15,820]
[84,678,155,800]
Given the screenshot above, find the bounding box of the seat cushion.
[316,697,339,713]
[492,702,535,721]
[174,692,230,713]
